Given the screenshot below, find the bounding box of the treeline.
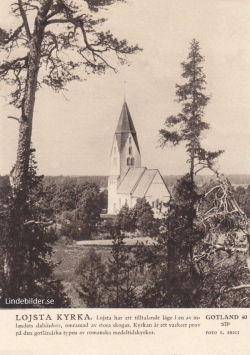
[39,178,108,241]
[43,174,250,187]
[43,175,108,188]
[2,174,250,191]
[2,175,250,220]
[163,174,250,187]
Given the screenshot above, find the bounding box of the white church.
[108,101,170,216]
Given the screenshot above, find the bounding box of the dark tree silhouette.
[0,149,70,307]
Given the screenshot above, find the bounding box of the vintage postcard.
[0,0,250,354]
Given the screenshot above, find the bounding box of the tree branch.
[223,284,250,292]
[8,116,20,122]
[45,10,60,20]
[18,0,31,39]
[0,56,28,75]
[22,2,39,11]
[1,24,25,46]
[209,283,250,307]
[46,13,85,26]
[24,220,53,226]
[46,18,76,25]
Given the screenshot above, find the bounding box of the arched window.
[156,199,159,208]
[152,201,155,208]
[125,199,128,205]
[129,146,132,155]
[113,203,116,214]
[131,157,134,166]
[127,157,130,165]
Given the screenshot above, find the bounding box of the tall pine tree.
[159,38,223,253]
[160,39,223,183]
[156,40,224,306]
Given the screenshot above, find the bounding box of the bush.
[115,205,135,232]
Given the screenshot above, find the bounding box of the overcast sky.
[0,0,250,177]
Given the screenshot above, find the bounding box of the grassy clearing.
[51,236,151,307]
[52,238,113,307]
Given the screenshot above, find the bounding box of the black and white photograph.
[1,0,250,313]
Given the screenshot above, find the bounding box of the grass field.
[52,236,153,307]
[52,238,113,307]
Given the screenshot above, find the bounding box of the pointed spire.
[115,101,140,154]
[116,101,136,134]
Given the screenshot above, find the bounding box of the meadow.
[52,238,114,307]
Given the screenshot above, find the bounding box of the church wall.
[145,172,170,202]
[145,183,169,201]
[108,192,133,215]
[117,193,133,210]
[108,176,120,214]
[144,172,170,216]
[110,139,120,176]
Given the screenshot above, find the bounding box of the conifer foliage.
[75,248,106,308]
[0,149,70,307]
[105,230,139,307]
[160,39,223,176]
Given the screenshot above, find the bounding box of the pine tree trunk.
[4,2,52,299]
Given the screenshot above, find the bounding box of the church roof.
[132,169,158,198]
[115,102,140,153]
[117,167,146,194]
[117,167,165,199]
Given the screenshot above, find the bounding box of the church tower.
[107,100,170,216]
[110,101,141,178]
[108,101,141,214]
